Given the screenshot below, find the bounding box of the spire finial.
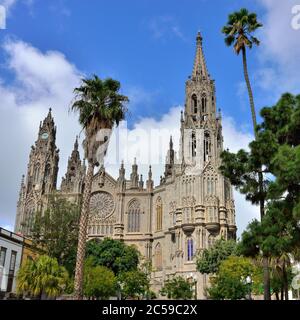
[74,136,79,150]
[196,31,202,43]
[170,135,173,149]
[192,31,209,79]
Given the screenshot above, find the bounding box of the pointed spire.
[139,174,144,190]
[130,158,138,189]
[119,160,125,180]
[169,135,173,150]
[148,165,152,179]
[146,165,153,192]
[46,107,53,121]
[74,136,79,151]
[192,31,209,79]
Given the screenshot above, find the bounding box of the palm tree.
[222,8,262,132]
[71,75,128,299]
[222,9,272,300]
[17,255,68,299]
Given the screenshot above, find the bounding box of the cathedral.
[14,32,236,298]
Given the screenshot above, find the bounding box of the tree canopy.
[85,238,140,275]
[197,239,238,274]
[83,259,116,300]
[30,195,80,275]
[17,255,68,299]
[160,276,194,300]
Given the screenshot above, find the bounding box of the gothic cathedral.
[15,32,236,298]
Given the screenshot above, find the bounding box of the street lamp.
[189,273,197,300]
[245,276,252,300]
[117,281,124,300]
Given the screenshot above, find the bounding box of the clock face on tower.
[41,132,49,140]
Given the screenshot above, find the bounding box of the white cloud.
[0,39,83,229]
[0,39,258,237]
[0,0,17,12]
[255,0,300,97]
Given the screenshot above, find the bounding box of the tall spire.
[192,31,209,79]
[74,136,79,151]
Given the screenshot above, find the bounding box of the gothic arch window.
[187,238,194,261]
[201,94,207,113]
[127,199,141,233]
[192,132,197,157]
[45,163,51,181]
[156,197,163,231]
[204,131,211,162]
[33,163,40,184]
[192,94,198,114]
[155,242,162,271]
[207,178,215,195]
[208,235,215,248]
[225,181,230,200]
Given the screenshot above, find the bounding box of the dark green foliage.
[197,239,238,274]
[222,8,262,54]
[236,93,300,299]
[85,238,140,275]
[117,270,150,300]
[30,196,80,275]
[160,276,194,300]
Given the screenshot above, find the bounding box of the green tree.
[236,93,300,300]
[197,239,238,274]
[118,270,150,300]
[160,276,194,300]
[208,256,262,300]
[71,75,128,299]
[17,255,68,299]
[30,195,80,275]
[86,238,140,275]
[83,259,116,300]
[222,8,262,131]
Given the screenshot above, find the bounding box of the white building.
[0,227,23,297]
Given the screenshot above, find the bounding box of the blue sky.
[0,0,299,235]
[0,0,269,125]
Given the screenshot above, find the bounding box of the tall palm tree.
[71,75,128,299]
[221,9,272,300]
[222,8,262,132]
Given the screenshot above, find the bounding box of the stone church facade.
[15,32,236,298]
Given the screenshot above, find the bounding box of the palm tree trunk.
[242,46,271,300]
[74,162,94,300]
[283,263,289,300]
[262,256,271,300]
[242,47,257,131]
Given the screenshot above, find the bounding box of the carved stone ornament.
[89,192,115,220]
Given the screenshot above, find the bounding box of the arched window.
[192,132,197,157]
[201,94,207,113]
[33,163,40,184]
[207,178,215,195]
[45,163,51,181]
[204,132,211,162]
[208,235,215,248]
[156,197,163,231]
[192,94,198,114]
[187,238,194,261]
[127,199,141,232]
[155,243,162,270]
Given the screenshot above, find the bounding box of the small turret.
[146,165,154,192]
[139,174,144,190]
[130,158,139,189]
